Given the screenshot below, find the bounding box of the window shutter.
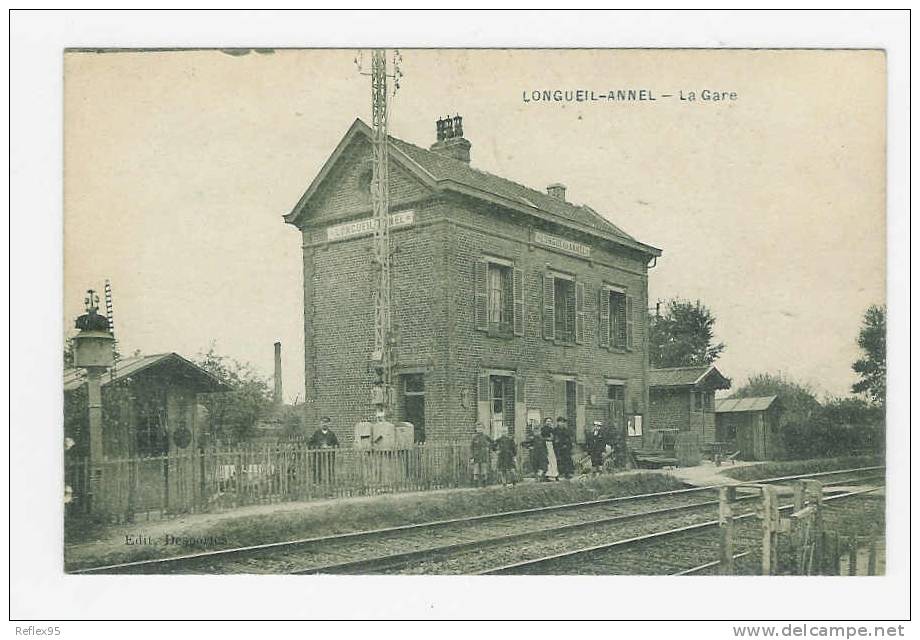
[512,267,524,337]
[598,288,610,347]
[474,259,488,331]
[542,273,555,340]
[575,281,586,344]
[476,372,491,430]
[626,294,635,350]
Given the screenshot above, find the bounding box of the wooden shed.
[64,353,229,459]
[714,395,781,461]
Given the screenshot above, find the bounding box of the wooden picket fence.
[715,480,885,576]
[65,442,472,523]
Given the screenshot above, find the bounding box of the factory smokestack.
[273,341,283,406]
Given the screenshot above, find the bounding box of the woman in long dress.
[542,419,559,481]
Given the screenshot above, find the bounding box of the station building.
[284,118,662,446]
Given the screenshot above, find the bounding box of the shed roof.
[648,365,731,390]
[63,353,229,393]
[285,119,662,258]
[715,396,779,414]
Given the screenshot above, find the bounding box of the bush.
[779,396,884,460]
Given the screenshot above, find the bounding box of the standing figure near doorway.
[542,418,559,481]
[524,420,548,480]
[554,416,575,479]
[469,422,493,487]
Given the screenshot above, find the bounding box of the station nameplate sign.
[533,230,591,258]
[326,210,415,242]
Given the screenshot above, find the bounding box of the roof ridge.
[387,133,633,240]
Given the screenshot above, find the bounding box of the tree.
[194,344,272,443]
[733,372,821,430]
[852,304,886,406]
[648,297,725,368]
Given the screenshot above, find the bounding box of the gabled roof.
[648,365,731,390]
[64,353,229,393]
[284,119,661,258]
[715,396,779,414]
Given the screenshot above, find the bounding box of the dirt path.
[668,460,759,487]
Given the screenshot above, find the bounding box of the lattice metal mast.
[357,49,401,420]
[103,279,118,380]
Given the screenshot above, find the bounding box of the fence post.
[867,536,878,576]
[804,479,824,574]
[719,486,736,575]
[761,486,778,575]
[848,536,858,576]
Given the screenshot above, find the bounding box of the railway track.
[481,484,884,576]
[69,465,883,575]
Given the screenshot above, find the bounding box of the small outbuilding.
[647,365,732,446]
[64,352,229,459]
[714,395,781,461]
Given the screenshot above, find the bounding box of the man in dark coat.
[524,419,548,479]
[586,421,611,474]
[492,431,517,486]
[554,417,575,479]
[469,422,493,487]
[308,417,339,483]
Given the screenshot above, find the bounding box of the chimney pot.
[547,183,567,202]
[430,114,471,163]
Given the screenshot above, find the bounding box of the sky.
[63,49,886,401]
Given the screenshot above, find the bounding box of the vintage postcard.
[60,48,886,582]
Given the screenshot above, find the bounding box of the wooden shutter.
[542,273,555,340]
[575,281,586,344]
[476,372,491,430]
[575,380,587,444]
[626,294,635,350]
[598,288,610,347]
[514,374,527,444]
[512,267,524,337]
[474,259,489,331]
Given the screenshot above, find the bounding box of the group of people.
[470,423,518,486]
[524,416,580,481]
[469,417,617,486]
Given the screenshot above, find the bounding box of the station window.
[400,374,426,443]
[487,262,513,332]
[542,272,585,344]
[481,374,516,439]
[609,291,627,348]
[554,279,576,343]
[607,383,626,431]
[599,286,636,351]
[475,258,524,337]
[692,391,714,411]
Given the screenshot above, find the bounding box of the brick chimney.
[547,183,567,202]
[273,341,283,406]
[430,114,471,163]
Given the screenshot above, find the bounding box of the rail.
[68,465,882,575]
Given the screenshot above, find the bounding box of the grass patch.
[721,455,883,482]
[65,472,683,570]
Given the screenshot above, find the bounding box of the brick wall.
[438,196,650,445]
[650,387,716,443]
[649,388,689,432]
[296,137,653,446]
